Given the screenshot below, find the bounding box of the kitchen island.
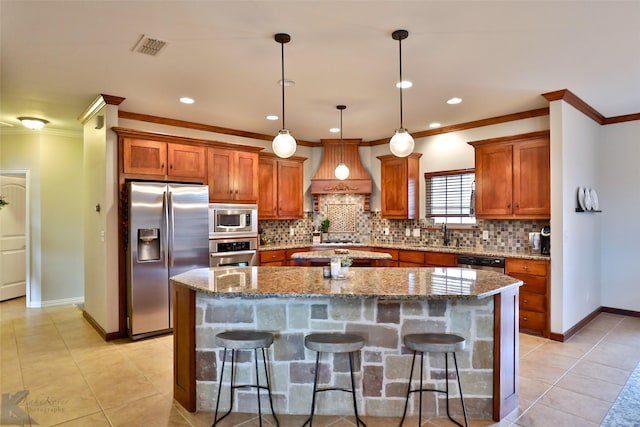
[171,266,521,421]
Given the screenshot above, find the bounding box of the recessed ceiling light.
[329,127,340,133]
[179,97,194,104]
[447,97,462,105]
[396,80,413,89]
[18,117,48,129]
[266,115,279,121]
[429,122,441,128]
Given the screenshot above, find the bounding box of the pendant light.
[272,33,297,158]
[389,29,414,157]
[334,105,350,180]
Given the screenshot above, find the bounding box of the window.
[425,169,475,224]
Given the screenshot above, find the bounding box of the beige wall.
[0,129,84,306]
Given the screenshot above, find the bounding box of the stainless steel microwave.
[209,204,258,238]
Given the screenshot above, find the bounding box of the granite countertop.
[170,266,522,300]
[259,242,550,261]
[290,249,392,260]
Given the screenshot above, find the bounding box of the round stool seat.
[404,333,465,353]
[215,330,274,350]
[305,333,365,353]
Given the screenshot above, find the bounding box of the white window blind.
[425,169,475,224]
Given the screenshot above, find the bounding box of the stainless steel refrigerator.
[127,182,209,339]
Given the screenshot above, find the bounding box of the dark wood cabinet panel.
[506,257,550,338]
[470,131,550,219]
[207,148,258,203]
[377,153,422,219]
[123,139,167,176]
[168,143,206,179]
[258,154,305,220]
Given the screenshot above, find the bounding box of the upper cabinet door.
[512,139,550,217]
[474,143,513,217]
[377,153,421,219]
[258,156,278,219]
[208,147,259,203]
[234,151,259,203]
[470,130,550,219]
[168,143,206,179]
[123,139,167,176]
[276,159,304,219]
[207,148,234,201]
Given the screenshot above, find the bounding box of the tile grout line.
[512,316,627,426]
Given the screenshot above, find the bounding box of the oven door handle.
[210,250,257,257]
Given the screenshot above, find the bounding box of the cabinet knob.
[523,265,528,270]
[161,163,165,170]
[507,203,511,208]
[523,316,528,321]
[523,299,528,303]
[515,202,519,208]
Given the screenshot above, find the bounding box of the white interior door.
[0,174,27,301]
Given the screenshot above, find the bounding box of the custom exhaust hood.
[310,139,373,195]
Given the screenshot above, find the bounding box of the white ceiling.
[2,1,639,142]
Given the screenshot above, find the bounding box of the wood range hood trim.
[310,139,373,195]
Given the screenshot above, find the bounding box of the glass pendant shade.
[390,128,415,157]
[334,162,350,180]
[272,129,297,158]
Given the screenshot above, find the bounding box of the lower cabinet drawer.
[259,250,286,264]
[520,292,546,313]
[519,310,546,334]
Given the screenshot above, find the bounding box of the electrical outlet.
[405,228,410,237]
[482,230,489,240]
[384,227,390,235]
[289,227,295,236]
[412,228,420,237]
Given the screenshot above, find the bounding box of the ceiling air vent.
[132,34,167,56]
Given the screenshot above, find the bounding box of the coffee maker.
[540,226,551,255]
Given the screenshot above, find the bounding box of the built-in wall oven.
[209,237,258,267]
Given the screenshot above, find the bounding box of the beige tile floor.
[1,296,638,426]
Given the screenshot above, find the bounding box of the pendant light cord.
[398,36,404,129]
[280,40,286,130]
[340,108,344,163]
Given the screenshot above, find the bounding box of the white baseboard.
[28,296,85,308]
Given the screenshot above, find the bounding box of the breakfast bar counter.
[171,266,522,421]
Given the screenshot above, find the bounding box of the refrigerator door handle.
[168,191,175,267]
[163,191,169,268]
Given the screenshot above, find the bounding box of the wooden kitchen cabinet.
[506,257,550,337]
[258,249,287,266]
[207,148,259,203]
[377,153,422,219]
[469,131,550,219]
[424,252,457,267]
[258,154,306,219]
[123,139,206,180]
[398,249,425,267]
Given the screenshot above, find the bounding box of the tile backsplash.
[258,194,548,253]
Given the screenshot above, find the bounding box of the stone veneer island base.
[171,266,521,421]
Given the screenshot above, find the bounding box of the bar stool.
[213,330,279,427]
[400,333,468,427]
[303,333,367,427]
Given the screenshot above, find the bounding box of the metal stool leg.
[399,351,417,426]
[348,352,366,427]
[213,348,236,426]
[418,352,424,425]
[254,348,263,427]
[452,352,468,427]
[261,347,279,426]
[302,351,321,427]
[443,352,467,427]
